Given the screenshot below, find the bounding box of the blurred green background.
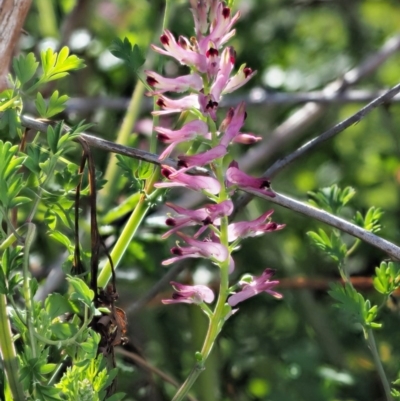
[17,0,400,400]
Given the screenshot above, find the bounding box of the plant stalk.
[0,294,26,401]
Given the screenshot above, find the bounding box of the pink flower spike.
[226,161,275,197]
[151,30,208,73]
[227,210,285,242]
[219,102,246,147]
[162,281,214,305]
[146,71,203,94]
[155,166,221,195]
[162,232,229,266]
[153,94,200,116]
[156,120,209,160]
[228,269,282,307]
[222,64,257,95]
[177,145,227,170]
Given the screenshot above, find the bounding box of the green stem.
[172,156,231,401]
[22,223,38,359]
[365,328,393,401]
[97,192,151,289]
[0,294,26,401]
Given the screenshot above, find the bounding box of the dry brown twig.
[0,0,32,91]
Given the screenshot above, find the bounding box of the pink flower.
[198,93,219,120]
[162,281,214,304]
[219,102,246,146]
[211,46,235,100]
[162,232,229,266]
[198,4,240,53]
[206,45,220,77]
[222,64,256,95]
[227,210,285,242]
[146,71,203,94]
[155,166,221,194]
[177,144,227,170]
[190,0,209,36]
[226,161,275,197]
[232,133,262,144]
[152,94,200,116]
[151,30,208,72]
[156,120,209,160]
[163,200,234,238]
[228,269,282,307]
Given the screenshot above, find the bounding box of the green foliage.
[329,283,381,329]
[35,91,69,118]
[307,228,347,262]
[110,38,146,72]
[373,261,400,296]
[55,354,124,401]
[353,206,383,233]
[12,52,39,87]
[308,184,356,214]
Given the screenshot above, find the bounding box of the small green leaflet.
[110,38,145,71]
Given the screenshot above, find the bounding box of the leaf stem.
[0,294,26,401]
[22,222,38,358]
[365,328,393,401]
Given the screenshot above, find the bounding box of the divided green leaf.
[110,38,146,71]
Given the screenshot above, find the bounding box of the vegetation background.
[4,0,400,400]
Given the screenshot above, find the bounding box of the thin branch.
[238,33,400,174]
[16,114,174,167]
[249,190,400,261]
[126,262,186,315]
[264,82,400,178]
[21,89,400,114]
[116,348,199,401]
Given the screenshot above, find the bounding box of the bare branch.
[265,82,400,178]
[21,90,400,115]
[115,348,199,401]
[250,190,400,261]
[239,34,400,173]
[0,0,32,91]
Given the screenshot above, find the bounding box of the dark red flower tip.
[172,293,185,300]
[178,36,188,49]
[160,34,169,45]
[244,111,248,120]
[165,218,176,227]
[171,247,183,255]
[202,217,212,225]
[222,7,231,19]
[206,48,219,58]
[177,159,189,168]
[229,47,236,64]
[156,98,166,107]
[146,76,158,86]
[206,100,218,110]
[157,133,169,142]
[228,107,235,118]
[243,67,253,78]
[268,222,277,230]
[161,167,172,178]
[260,180,271,189]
